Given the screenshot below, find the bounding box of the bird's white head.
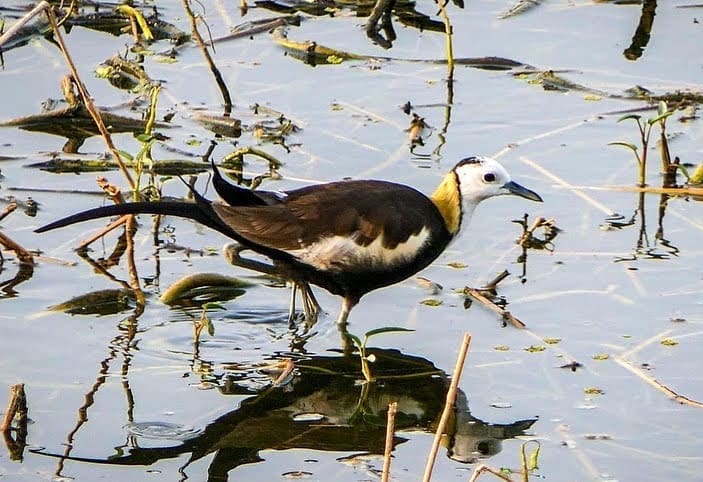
[431,156,542,236]
[454,156,542,204]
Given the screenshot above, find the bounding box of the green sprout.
[610,101,675,187]
[346,327,414,383]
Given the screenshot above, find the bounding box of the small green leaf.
[592,353,610,361]
[608,141,638,153]
[661,338,679,346]
[617,113,642,123]
[524,345,546,353]
[584,387,605,395]
[647,110,673,126]
[346,333,363,349]
[326,55,344,64]
[543,337,561,345]
[527,442,541,470]
[421,298,443,307]
[206,317,215,336]
[447,261,468,269]
[657,100,668,116]
[364,326,414,339]
[494,345,510,351]
[116,149,134,161]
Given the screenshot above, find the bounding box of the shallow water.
[1,1,702,480]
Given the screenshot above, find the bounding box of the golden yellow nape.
[431,171,462,236]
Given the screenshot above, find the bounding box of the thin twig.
[464,288,526,329]
[1,384,28,431]
[0,1,50,48]
[181,0,233,115]
[45,7,135,190]
[422,333,471,482]
[613,356,703,408]
[75,215,130,251]
[0,232,34,265]
[381,401,397,482]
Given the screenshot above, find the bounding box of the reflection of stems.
[181,0,233,116]
[125,216,146,306]
[623,0,657,61]
[54,311,140,478]
[432,73,454,158]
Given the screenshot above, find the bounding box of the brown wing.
[210,180,444,254]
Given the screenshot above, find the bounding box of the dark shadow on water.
[32,348,536,481]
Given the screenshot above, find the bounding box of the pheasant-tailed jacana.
[36,156,542,325]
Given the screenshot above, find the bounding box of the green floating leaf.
[584,387,605,395]
[421,298,443,307]
[661,338,679,346]
[447,261,468,269]
[592,353,610,361]
[494,345,510,351]
[543,337,561,345]
[524,345,546,353]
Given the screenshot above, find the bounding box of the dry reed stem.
[0,202,18,223]
[181,0,233,114]
[75,215,130,251]
[381,401,398,482]
[555,183,703,197]
[0,232,34,265]
[45,8,136,190]
[1,384,27,431]
[0,1,50,47]
[422,333,471,482]
[613,356,703,408]
[464,288,526,329]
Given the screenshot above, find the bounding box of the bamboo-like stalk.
[381,401,398,482]
[422,333,471,482]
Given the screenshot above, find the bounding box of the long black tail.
[35,197,239,241]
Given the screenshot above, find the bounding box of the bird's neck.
[431,171,466,237]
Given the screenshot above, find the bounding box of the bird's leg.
[287,282,298,327]
[300,282,321,327]
[336,296,358,355]
[222,242,279,277]
[224,243,323,326]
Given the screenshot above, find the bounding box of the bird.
[36,156,542,326]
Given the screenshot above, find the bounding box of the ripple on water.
[125,421,202,441]
[137,306,293,366]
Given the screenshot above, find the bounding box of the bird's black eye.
[483,172,496,183]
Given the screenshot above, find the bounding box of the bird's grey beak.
[502,181,543,202]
